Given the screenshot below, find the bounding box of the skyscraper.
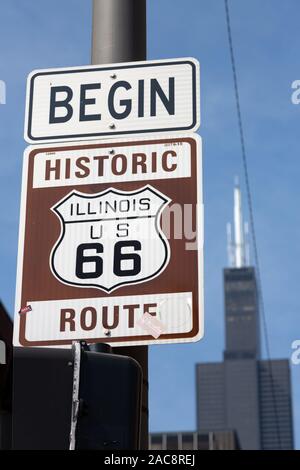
[196,181,294,450]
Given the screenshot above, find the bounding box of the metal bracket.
[69,341,82,450]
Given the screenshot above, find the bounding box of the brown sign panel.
[13,134,203,347]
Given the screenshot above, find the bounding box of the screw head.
[109,123,116,129]
[110,73,117,79]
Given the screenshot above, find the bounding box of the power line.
[224,0,282,449]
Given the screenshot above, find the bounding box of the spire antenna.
[227,176,249,268]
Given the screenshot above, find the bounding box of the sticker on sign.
[24,58,200,143]
[13,134,203,347]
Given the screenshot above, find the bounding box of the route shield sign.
[51,186,170,292]
[13,134,203,347]
[24,58,200,143]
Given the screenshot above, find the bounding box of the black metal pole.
[91,0,148,450]
[92,0,146,64]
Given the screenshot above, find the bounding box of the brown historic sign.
[13,134,203,347]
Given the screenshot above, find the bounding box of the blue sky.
[0,0,299,449]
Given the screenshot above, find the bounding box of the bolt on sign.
[24,58,200,143]
[13,134,203,347]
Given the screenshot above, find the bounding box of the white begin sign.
[24,58,200,143]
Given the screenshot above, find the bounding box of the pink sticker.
[18,305,32,315]
[137,313,166,339]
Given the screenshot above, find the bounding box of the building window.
[182,434,194,450]
[150,435,162,450]
[166,434,178,450]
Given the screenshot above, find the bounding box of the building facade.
[258,359,294,449]
[149,430,240,450]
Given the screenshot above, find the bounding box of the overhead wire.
[224,0,282,449]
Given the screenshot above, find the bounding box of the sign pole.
[91,0,148,449]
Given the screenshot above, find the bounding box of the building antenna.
[227,177,249,268]
[233,176,246,268]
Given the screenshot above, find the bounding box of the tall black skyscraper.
[196,181,294,450]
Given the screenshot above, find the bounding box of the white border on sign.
[24,57,200,144]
